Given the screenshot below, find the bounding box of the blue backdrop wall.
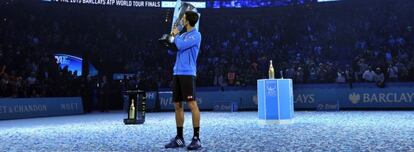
[145,83,414,111]
[1,83,413,120]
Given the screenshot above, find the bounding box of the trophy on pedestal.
[124,90,146,125]
[158,0,200,51]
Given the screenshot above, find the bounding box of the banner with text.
[146,83,414,110]
[0,97,84,120]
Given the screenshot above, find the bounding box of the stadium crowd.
[1,0,413,98]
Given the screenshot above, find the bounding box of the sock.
[177,127,183,139]
[193,127,200,138]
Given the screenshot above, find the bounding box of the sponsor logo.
[266,85,277,97]
[0,104,48,114]
[213,102,237,111]
[160,97,202,106]
[146,92,155,100]
[349,92,414,104]
[252,95,258,105]
[349,93,360,104]
[317,103,339,110]
[294,94,315,104]
[317,104,324,110]
[213,105,220,111]
[60,103,80,111]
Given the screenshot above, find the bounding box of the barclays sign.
[349,92,414,104]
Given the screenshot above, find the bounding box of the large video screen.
[207,0,316,8]
[54,54,98,77]
[43,0,206,8]
[43,0,340,8]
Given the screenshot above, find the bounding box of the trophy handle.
[158,34,178,52]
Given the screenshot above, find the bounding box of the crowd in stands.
[0,1,82,97]
[1,0,414,98]
[197,0,414,87]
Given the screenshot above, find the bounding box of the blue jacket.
[172,28,201,76]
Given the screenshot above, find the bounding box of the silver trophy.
[158,0,199,51]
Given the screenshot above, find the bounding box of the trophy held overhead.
[158,0,199,52]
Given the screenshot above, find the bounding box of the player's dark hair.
[185,11,199,27]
